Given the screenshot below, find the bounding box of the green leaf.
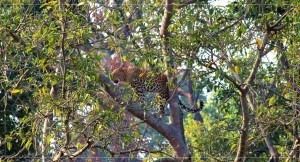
[268,96,277,106]
[256,38,263,49]
[46,135,52,145]
[10,88,24,95]
[25,140,32,150]
[78,2,86,6]
[234,66,241,73]
[7,141,12,151]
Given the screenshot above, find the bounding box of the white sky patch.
[263,51,277,63]
[211,0,234,7]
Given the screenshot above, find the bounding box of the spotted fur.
[111,65,201,114]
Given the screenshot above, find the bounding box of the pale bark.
[41,113,49,162]
[234,91,249,162]
[100,74,191,161]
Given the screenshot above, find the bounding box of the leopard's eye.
[113,80,119,84]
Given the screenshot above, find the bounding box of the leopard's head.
[111,67,127,84]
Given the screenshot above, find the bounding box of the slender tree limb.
[14,69,29,88]
[41,112,50,162]
[208,65,243,91]
[52,138,94,161]
[1,146,26,161]
[92,144,173,158]
[64,111,71,147]
[286,138,300,162]
[246,7,290,86]
[70,138,94,158]
[247,92,280,162]
[211,11,248,37]
[269,7,294,30]
[245,28,273,86]
[3,28,26,46]
[59,0,67,98]
[234,31,269,162]
[245,50,264,86]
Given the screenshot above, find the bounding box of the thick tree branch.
[234,92,250,162]
[235,32,268,162]
[99,74,173,141]
[126,103,175,138]
[234,21,266,162]
[160,0,174,37]
[99,74,191,159]
[234,10,290,161]
[159,0,184,134]
[245,50,264,86]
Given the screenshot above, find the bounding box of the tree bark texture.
[234,91,250,162]
[100,74,191,161]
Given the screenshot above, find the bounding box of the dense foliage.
[0,0,299,161]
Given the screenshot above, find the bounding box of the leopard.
[111,64,202,115]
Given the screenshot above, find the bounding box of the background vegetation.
[0,0,299,161]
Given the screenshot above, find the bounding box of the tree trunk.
[234,91,249,162]
[100,74,192,161]
[127,102,191,161]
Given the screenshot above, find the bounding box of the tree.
[1,0,300,162]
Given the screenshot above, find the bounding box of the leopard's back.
[111,64,202,114]
[130,71,170,101]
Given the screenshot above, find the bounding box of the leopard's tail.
[178,99,203,113]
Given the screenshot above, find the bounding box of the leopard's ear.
[105,53,122,72]
[122,61,135,69]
